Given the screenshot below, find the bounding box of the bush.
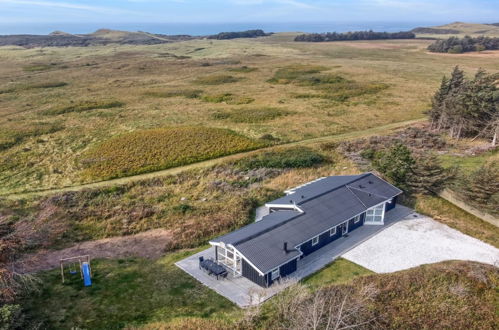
[227,66,258,73]
[201,93,254,104]
[267,64,328,84]
[0,304,24,330]
[455,162,499,215]
[235,146,326,170]
[193,74,241,85]
[42,100,124,115]
[81,126,263,179]
[144,89,202,99]
[0,122,64,150]
[26,81,67,89]
[212,107,291,123]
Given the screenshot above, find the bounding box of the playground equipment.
[60,255,92,286]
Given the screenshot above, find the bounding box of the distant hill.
[0,29,191,48]
[0,28,271,48]
[413,22,499,37]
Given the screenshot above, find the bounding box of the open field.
[1,33,498,194]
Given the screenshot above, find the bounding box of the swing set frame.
[60,255,91,283]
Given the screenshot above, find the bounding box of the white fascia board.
[229,244,266,276]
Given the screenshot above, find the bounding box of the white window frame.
[329,227,336,236]
[271,268,280,280]
[353,215,361,224]
[311,236,319,246]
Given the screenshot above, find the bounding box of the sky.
[0,0,497,24]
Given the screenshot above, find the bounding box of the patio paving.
[175,204,413,307]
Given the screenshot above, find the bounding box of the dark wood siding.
[268,258,298,286]
[242,259,267,287]
[242,258,299,287]
[348,213,365,231]
[385,196,397,211]
[299,225,342,256]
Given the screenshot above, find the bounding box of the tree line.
[429,67,498,145]
[427,36,499,53]
[207,29,270,40]
[294,30,415,42]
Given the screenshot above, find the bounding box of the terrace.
[175,204,413,307]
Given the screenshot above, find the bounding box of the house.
[209,172,402,288]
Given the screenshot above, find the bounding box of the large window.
[271,268,280,280]
[365,203,384,224]
[353,215,361,223]
[311,236,319,246]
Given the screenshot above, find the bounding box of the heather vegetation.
[193,74,241,85]
[144,89,203,99]
[227,66,258,73]
[235,146,325,170]
[295,30,415,42]
[427,36,499,53]
[201,93,254,104]
[268,64,389,102]
[42,100,124,115]
[211,107,292,123]
[0,122,64,150]
[81,127,263,179]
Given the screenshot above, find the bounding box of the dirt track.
[2,118,426,200]
[14,228,171,273]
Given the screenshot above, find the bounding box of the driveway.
[342,214,499,273]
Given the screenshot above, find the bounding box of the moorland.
[0,22,498,329]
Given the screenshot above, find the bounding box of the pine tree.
[407,153,451,194]
[458,162,499,213]
[372,143,414,191]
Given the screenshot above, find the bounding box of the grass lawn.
[439,149,498,171]
[21,249,240,329]
[303,258,373,289]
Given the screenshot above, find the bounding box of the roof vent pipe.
[283,242,288,253]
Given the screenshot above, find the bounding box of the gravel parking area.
[342,214,499,273]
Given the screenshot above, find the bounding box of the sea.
[0,21,445,36]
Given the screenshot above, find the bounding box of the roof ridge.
[346,184,390,200]
[295,172,372,205]
[346,186,367,208]
[232,212,303,246]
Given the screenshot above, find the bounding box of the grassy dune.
[0,34,498,194]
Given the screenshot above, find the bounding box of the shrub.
[235,146,326,170]
[201,93,234,103]
[0,122,64,150]
[201,93,254,104]
[42,100,124,115]
[22,64,52,72]
[192,74,241,85]
[267,64,328,84]
[211,107,292,123]
[27,81,68,89]
[144,89,202,99]
[81,126,263,179]
[227,66,258,73]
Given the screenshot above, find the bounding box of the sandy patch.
[14,228,172,273]
[342,215,499,273]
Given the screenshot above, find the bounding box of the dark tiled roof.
[210,210,300,245]
[211,173,402,274]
